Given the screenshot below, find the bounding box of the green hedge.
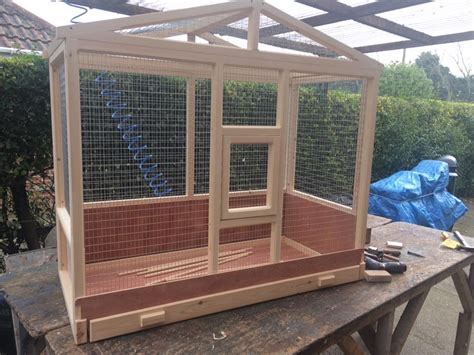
[373,96,474,196]
[79,70,474,200]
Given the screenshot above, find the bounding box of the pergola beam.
[296,0,433,44]
[355,31,474,53]
[260,0,430,37]
[66,0,158,15]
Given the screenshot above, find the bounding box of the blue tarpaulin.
[368,160,468,231]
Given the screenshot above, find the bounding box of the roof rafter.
[296,0,433,44]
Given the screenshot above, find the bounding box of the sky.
[12,0,474,77]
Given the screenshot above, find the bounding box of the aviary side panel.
[282,193,356,253]
[84,195,270,263]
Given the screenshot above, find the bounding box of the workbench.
[1,220,473,354]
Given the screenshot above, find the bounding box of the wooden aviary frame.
[47,0,382,344]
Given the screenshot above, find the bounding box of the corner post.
[354,76,379,249]
[64,39,87,343]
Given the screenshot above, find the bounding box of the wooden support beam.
[390,290,429,354]
[375,310,394,355]
[337,335,365,355]
[208,62,224,274]
[298,0,433,44]
[454,312,472,355]
[358,324,376,355]
[452,270,474,313]
[355,31,474,53]
[453,264,474,355]
[247,0,262,50]
[261,0,430,37]
[198,33,238,47]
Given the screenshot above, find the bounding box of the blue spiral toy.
[95,72,172,197]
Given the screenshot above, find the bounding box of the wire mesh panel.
[293,77,366,208]
[194,79,212,195]
[228,143,268,208]
[78,53,216,295]
[281,75,366,257]
[58,62,70,212]
[79,56,193,201]
[223,66,278,126]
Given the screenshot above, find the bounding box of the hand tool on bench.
[365,246,400,262]
[453,231,474,252]
[364,255,407,274]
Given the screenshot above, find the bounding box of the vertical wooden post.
[375,310,394,355]
[247,0,261,50]
[452,267,474,355]
[208,62,224,274]
[286,83,299,193]
[354,76,379,249]
[49,55,67,272]
[64,40,86,343]
[271,69,290,263]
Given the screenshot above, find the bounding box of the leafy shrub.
[372,97,473,196]
[379,64,434,99]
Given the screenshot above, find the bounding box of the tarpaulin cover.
[368,160,467,231]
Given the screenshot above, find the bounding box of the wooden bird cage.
[47,0,382,344]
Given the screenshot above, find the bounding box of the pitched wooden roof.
[0,0,54,50]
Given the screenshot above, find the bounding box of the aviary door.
[208,64,289,272]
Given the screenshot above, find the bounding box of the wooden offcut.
[364,270,392,283]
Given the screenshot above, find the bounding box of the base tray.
[85,237,318,295]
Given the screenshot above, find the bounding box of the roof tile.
[0,0,54,51]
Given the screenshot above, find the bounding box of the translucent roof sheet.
[124,0,473,53]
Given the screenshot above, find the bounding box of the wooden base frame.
[86,263,365,342]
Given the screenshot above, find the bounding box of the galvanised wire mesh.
[293,77,366,208]
[58,61,70,212]
[223,66,278,126]
[194,79,211,195]
[78,53,215,295]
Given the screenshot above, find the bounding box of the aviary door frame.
[208,63,290,272]
[221,132,281,220]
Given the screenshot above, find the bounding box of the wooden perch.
[146,251,253,286]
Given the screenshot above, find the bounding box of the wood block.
[318,274,335,287]
[364,270,392,283]
[386,241,403,249]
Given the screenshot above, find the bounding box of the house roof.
[0,0,54,51]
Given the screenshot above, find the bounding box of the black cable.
[64,0,89,24]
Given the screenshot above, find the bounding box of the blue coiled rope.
[95,72,172,197]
